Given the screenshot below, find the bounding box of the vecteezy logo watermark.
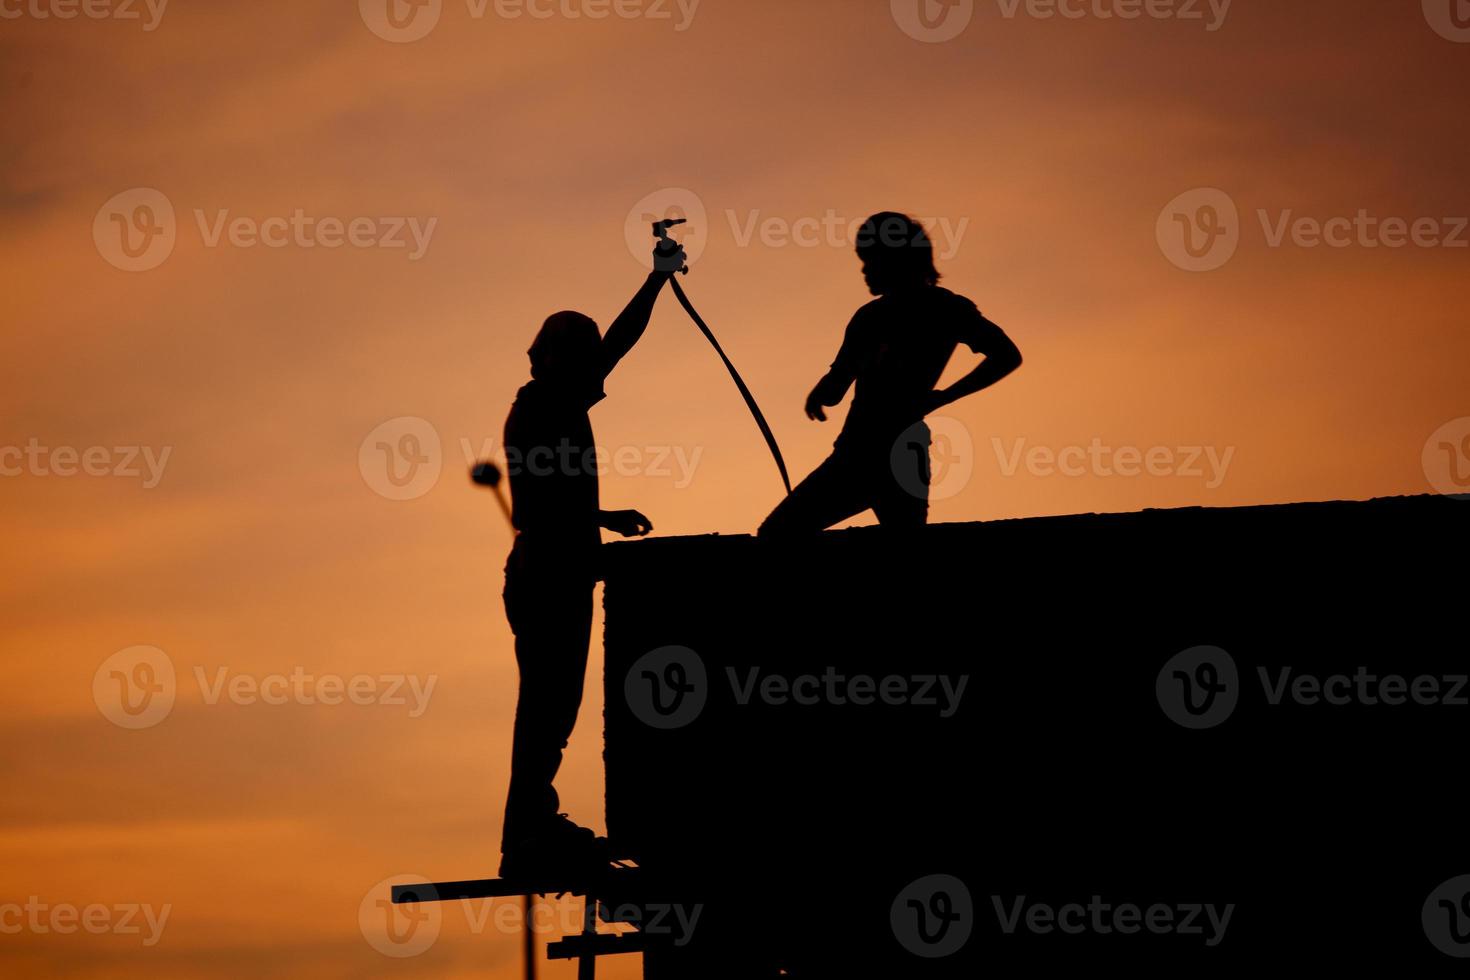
[194,667,437,716]
[993,0,1231,30]
[993,896,1234,947]
[625,187,707,270]
[1159,648,1470,730]
[725,209,970,261]
[925,417,976,500]
[93,648,438,730]
[360,417,443,501]
[625,646,708,729]
[363,425,704,503]
[1423,417,1470,499]
[1423,0,1470,43]
[892,875,973,957]
[93,188,176,272]
[1256,210,1469,250]
[360,875,441,958]
[0,0,168,30]
[359,0,443,42]
[592,903,702,946]
[1157,188,1240,272]
[892,0,1231,42]
[1156,645,1238,729]
[0,439,172,488]
[993,437,1235,489]
[892,417,976,502]
[360,0,701,42]
[626,648,969,730]
[1160,188,1470,271]
[471,897,701,945]
[466,434,703,487]
[94,189,438,272]
[627,192,970,265]
[365,884,703,949]
[494,440,704,489]
[192,210,437,258]
[1257,667,1468,708]
[1424,876,1470,957]
[0,898,171,946]
[93,646,177,730]
[729,668,968,717]
[891,0,975,43]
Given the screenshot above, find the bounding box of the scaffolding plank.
[547,933,649,960]
[392,866,639,905]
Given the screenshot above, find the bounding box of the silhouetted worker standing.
[499,238,686,878]
[760,213,1023,535]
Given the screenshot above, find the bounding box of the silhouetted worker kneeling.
[759,212,1023,535]
[498,236,686,879]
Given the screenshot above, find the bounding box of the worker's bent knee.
[758,507,824,540]
[757,500,803,539]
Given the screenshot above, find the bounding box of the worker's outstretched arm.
[601,242,687,377]
[600,508,653,537]
[601,272,669,378]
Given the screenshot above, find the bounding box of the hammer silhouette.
[470,461,515,531]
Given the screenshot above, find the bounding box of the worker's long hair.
[855,212,941,288]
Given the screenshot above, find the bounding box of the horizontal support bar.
[546,933,649,960]
[392,866,642,905]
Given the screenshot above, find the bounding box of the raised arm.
[601,240,688,377]
[600,271,670,378]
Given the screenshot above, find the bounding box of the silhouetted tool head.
[470,461,516,532]
[652,218,691,275]
[470,461,502,488]
[652,217,686,241]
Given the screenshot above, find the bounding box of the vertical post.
[523,894,537,980]
[577,896,597,980]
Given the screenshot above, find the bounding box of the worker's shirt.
[829,286,1006,453]
[503,379,605,573]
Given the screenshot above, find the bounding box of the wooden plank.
[546,933,649,960]
[392,867,639,905]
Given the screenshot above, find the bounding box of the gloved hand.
[653,239,688,275]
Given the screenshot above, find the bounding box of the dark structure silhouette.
[601,495,1467,975]
[497,240,685,879]
[760,212,1022,536]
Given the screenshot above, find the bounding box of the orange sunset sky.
[1,0,1467,976]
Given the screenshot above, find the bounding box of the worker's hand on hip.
[602,509,654,538]
[920,389,952,418]
[804,387,829,422]
[652,241,687,275]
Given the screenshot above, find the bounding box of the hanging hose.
[667,277,792,495]
[655,220,793,495]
